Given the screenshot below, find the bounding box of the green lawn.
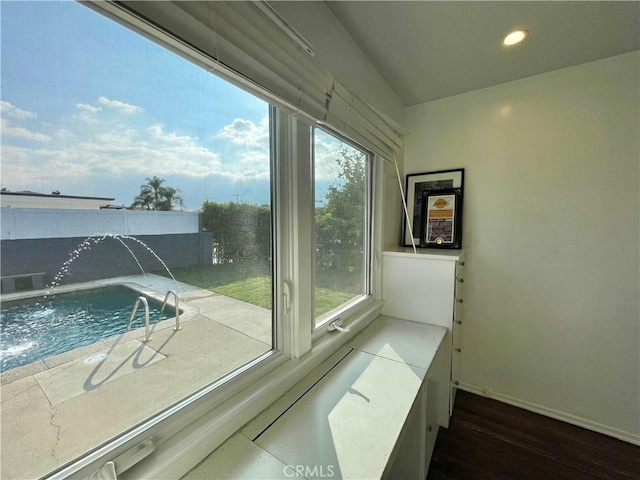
[160,263,361,318]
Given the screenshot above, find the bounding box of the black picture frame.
[420,188,463,249]
[403,168,464,247]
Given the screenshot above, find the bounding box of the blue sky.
[1,1,274,208]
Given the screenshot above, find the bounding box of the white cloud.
[98,96,144,114]
[75,103,102,121]
[62,125,223,178]
[148,124,194,144]
[313,134,344,184]
[76,103,100,114]
[216,117,269,148]
[0,118,50,142]
[75,97,143,121]
[241,150,270,167]
[3,121,226,183]
[0,101,49,142]
[1,99,273,205]
[0,101,36,120]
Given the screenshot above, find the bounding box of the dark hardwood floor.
[427,390,640,480]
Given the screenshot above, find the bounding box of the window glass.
[0,2,274,478]
[314,129,370,325]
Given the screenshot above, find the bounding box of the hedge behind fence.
[201,201,271,264]
[201,150,365,272]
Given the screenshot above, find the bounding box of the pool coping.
[0,275,200,385]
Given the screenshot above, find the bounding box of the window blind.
[102,1,402,159]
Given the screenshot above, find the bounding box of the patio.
[0,274,273,480]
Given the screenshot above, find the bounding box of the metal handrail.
[127,296,152,342]
[159,290,181,332]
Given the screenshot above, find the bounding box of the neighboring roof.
[0,190,115,201]
[99,204,127,210]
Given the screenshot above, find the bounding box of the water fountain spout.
[46,233,181,296]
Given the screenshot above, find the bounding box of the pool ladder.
[127,297,152,342]
[127,290,181,343]
[159,290,181,332]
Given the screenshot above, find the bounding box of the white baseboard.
[457,382,640,447]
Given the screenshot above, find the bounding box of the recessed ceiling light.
[503,30,528,46]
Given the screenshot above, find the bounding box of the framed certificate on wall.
[403,168,464,247]
[420,188,463,249]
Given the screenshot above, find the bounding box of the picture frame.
[420,188,463,249]
[403,168,464,247]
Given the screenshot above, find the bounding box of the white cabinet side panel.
[382,256,455,326]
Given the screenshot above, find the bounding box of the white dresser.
[382,248,466,420]
[183,317,449,480]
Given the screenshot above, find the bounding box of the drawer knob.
[427,424,433,432]
[454,347,462,352]
[456,320,462,325]
[457,298,463,303]
[460,261,466,266]
[453,380,460,386]
[458,278,464,283]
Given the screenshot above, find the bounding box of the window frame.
[312,125,375,332]
[39,2,386,478]
[50,105,383,480]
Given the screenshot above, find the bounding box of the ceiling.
[325,1,640,106]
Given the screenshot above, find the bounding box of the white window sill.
[108,299,385,480]
[147,314,448,480]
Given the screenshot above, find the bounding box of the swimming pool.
[0,286,175,373]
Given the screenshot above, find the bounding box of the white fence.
[1,208,200,240]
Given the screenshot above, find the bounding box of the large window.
[0,2,275,478]
[314,129,371,327]
[1,2,382,478]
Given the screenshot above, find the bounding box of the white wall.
[383,155,405,250]
[1,208,200,240]
[404,51,640,443]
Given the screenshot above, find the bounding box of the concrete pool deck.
[0,274,273,480]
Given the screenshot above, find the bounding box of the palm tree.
[156,185,184,211]
[132,184,154,210]
[131,176,184,211]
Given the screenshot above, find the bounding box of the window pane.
[0,2,274,478]
[314,129,370,324]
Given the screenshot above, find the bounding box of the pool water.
[0,286,175,373]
